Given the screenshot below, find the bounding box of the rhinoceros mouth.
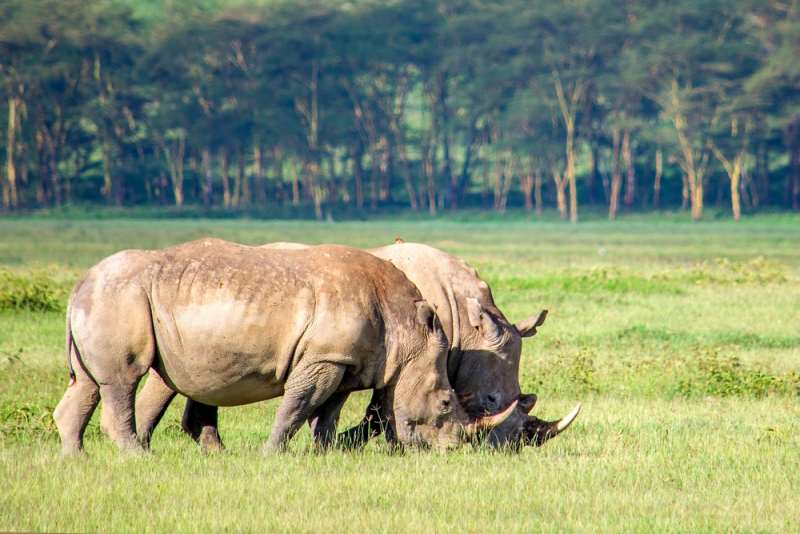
[462,400,519,440]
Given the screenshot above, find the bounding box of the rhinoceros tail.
[65,277,85,386]
[65,298,76,386]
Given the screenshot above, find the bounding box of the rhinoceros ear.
[466,297,502,342]
[415,300,437,332]
[514,310,548,338]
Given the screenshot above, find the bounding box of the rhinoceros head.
[388,301,517,450]
[457,298,579,447]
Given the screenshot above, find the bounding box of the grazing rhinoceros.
[54,239,514,455]
[132,242,579,450]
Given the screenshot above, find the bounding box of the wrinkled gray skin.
[133,242,571,450]
[54,239,468,455]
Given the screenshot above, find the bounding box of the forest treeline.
[2,0,800,220]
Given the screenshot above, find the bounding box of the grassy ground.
[1,214,799,532]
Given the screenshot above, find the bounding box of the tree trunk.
[326,151,337,209]
[189,155,199,200]
[237,145,247,207]
[680,172,689,209]
[202,148,213,207]
[219,148,231,209]
[756,120,769,205]
[622,129,634,208]
[43,126,62,207]
[481,141,489,207]
[789,125,800,211]
[709,140,743,221]
[158,134,185,207]
[653,149,662,209]
[379,137,392,203]
[745,167,758,210]
[253,146,266,205]
[498,153,515,213]
[307,160,323,220]
[369,148,379,210]
[521,156,535,211]
[455,117,477,207]
[159,171,168,206]
[350,143,363,210]
[551,158,568,219]
[609,126,622,220]
[273,147,286,202]
[4,96,19,214]
[423,131,437,216]
[534,167,542,216]
[393,127,418,210]
[35,130,48,206]
[674,125,707,221]
[493,151,502,212]
[101,135,113,205]
[730,161,742,220]
[553,75,583,224]
[640,153,651,208]
[588,141,599,204]
[566,124,578,223]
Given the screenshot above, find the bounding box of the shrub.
[0,267,68,312]
[677,350,800,398]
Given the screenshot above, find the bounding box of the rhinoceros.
[54,239,514,455]
[132,242,579,450]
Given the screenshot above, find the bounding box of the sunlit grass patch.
[486,257,791,297]
[1,217,799,532]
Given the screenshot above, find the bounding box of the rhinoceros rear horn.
[462,400,518,440]
[522,402,582,446]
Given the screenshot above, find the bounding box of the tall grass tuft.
[0,266,69,312]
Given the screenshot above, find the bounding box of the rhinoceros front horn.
[522,402,582,447]
[462,400,519,440]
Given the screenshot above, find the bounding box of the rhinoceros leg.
[262,362,346,454]
[306,392,349,449]
[53,355,100,455]
[135,369,177,449]
[100,381,146,455]
[182,399,224,453]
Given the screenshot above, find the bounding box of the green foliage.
[0,267,69,312]
[677,350,800,399]
[2,0,800,217]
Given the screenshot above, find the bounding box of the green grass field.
[1,214,799,532]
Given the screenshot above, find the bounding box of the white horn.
[556,402,582,432]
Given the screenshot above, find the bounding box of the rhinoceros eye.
[487,395,497,404]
